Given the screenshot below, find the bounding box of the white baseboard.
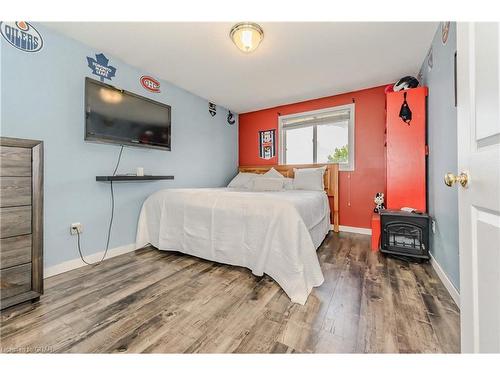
[429,253,460,307]
[337,225,372,235]
[44,243,136,278]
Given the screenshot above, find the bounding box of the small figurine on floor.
[374,192,385,213]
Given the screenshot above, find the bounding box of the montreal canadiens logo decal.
[0,21,43,53]
[140,76,161,93]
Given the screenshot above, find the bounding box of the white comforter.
[136,188,329,304]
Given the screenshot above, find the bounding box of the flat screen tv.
[85,77,171,150]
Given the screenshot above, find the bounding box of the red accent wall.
[238,85,388,229]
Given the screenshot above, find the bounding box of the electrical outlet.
[70,223,83,235]
[431,220,436,234]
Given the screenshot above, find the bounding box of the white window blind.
[281,109,351,128]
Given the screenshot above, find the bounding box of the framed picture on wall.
[259,129,276,159]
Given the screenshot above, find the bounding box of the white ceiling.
[43,22,437,113]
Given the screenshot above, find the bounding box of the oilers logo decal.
[0,21,43,53]
[86,53,117,82]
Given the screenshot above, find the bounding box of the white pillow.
[293,166,327,191]
[283,177,294,190]
[227,172,259,189]
[263,167,284,179]
[250,177,284,192]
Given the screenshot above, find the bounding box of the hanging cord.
[112,145,124,176]
[76,145,124,266]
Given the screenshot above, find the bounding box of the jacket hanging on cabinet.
[399,92,412,125]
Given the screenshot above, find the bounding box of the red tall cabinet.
[385,87,428,212]
[372,86,428,251]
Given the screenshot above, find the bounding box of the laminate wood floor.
[0,232,460,353]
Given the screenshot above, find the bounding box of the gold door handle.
[444,172,469,187]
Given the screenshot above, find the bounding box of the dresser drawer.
[0,234,32,269]
[0,146,31,177]
[0,263,32,300]
[0,177,31,208]
[0,206,32,239]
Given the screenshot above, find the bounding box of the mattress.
[136,188,330,304]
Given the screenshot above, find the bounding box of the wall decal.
[86,53,117,82]
[0,21,43,53]
[259,129,275,159]
[417,69,423,84]
[140,75,161,93]
[227,110,236,125]
[427,47,433,72]
[441,22,450,45]
[208,102,217,116]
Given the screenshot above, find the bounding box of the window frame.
[278,103,355,171]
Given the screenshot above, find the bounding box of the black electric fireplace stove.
[379,209,431,260]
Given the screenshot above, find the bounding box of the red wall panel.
[386,87,427,211]
[238,85,388,229]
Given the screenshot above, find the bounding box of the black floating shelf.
[96,175,174,182]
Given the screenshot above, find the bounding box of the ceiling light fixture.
[230,22,264,53]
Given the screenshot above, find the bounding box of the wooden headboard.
[238,164,339,232]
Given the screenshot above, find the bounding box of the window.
[278,104,355,171]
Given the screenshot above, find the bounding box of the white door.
[456,22,500,353]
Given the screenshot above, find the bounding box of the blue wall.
[419,22,459,290]
[1,23,238,269]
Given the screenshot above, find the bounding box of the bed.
[136,164,339,304]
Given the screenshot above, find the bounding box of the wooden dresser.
[0,137,43,309]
